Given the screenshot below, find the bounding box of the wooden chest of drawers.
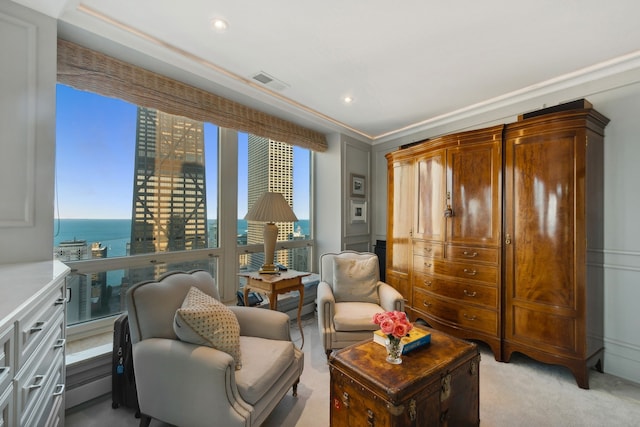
[329,326,479,427]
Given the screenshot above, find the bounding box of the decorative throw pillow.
[174,286,242,369]
[332,257,379,304]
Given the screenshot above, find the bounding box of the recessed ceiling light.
[343,96,354,104]
[211,18,228,33]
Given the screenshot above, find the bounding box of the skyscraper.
[129,107,208,277]
[247,135,294,270]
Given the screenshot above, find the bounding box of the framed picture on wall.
[350,199,367,223]
[350,174,366,198]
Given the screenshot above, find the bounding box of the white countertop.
[0,260,70,326]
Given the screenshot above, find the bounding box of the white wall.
[589,84,640,382]
[0,1,56,264]
[372,83,640,384]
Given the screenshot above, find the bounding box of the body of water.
[53,218,310,258]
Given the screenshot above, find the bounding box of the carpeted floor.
[66,314,640,426]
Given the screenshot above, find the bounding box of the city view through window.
[54,84,311,325]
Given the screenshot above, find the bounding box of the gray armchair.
[317,251,405,359]
[126,270,304,427]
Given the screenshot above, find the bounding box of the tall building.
[247,135,295,270]
[129,107,208,279]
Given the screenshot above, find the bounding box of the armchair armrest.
[378,281,405,312]
[133,338,251,427]
[229,306,292,341]
[317,281,335,330]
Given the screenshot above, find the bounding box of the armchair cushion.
[333,301,384,332]
[332,256,379,303]
[235,336,296,405]
[174,286,242,369]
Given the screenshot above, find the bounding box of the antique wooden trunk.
[329,326,480,427]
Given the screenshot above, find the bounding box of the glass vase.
[385,337,403,364]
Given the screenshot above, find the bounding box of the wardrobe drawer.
[412,240,444,259]
[413,290,498,336]
[446,245,499,264]
[413,273,497,309]
[413,255,436,274]
[16,284,65,369]
[433,260,498,284]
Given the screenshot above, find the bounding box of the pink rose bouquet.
[372,311,413,341]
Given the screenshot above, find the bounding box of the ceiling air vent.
[251,71,289,91]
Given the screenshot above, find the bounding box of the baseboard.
[65,375,111,409]
[604,338,640,385]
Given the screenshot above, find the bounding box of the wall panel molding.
[0,11,37,227]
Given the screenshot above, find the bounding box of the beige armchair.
[126,270,303,427]
[317,251,405,358]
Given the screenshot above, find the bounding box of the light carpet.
[66,314,640,426]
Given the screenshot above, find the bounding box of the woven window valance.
[57,39,328,152]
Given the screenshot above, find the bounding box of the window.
[55,84,314,331]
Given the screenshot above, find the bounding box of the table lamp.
[244,192,298,274]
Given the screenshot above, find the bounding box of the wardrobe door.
[504,130,580,352]
[446,139,502,246]
[386,156,414,303]
[414,149,446,242]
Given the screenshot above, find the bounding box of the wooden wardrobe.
[386,101,609,388]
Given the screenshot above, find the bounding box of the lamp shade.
[244,192,298,223]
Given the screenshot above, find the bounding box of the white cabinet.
[0,261,69,426]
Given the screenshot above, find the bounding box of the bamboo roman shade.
[57,39,328,152]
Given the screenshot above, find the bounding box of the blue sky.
[55,84,310,220]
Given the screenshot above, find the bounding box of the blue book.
[373,328,432,354]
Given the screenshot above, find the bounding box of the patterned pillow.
[174,286,242,369]
[332,257,379,304]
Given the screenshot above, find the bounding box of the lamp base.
[259,264,279,274]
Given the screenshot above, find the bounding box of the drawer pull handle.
[30,321,46,333]
[463,290,477,297]
[463,251,478,258]
[423,301,432,308]
[342,392,350,407]
[367,409,375,427]
[28,374,45,390]
[424,263,432,268]
[425,247,432,253]
[53,384,65,396]
[54,297,65,306]
[463,313,477,321]
[54,338,66,349]
[0,367,8,375]
[423,280,432,287]
[463,268,477,276]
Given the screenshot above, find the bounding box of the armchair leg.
[325,349,333,361]
[139,414,152,427]
[292,378,300,397]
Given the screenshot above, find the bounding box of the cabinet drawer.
[412,241,444,259]
[413,255,437,274]
[16,312,64,423]
[413,273,497,309]
[0,384,13,427]
[432,260,498,284]
[446,245,498,264]
[413,290,497,335]
[0,324,14,394]
[17,285,65,369]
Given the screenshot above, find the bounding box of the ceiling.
[12,0,640,144]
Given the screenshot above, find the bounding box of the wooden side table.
[238,270,310,349]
